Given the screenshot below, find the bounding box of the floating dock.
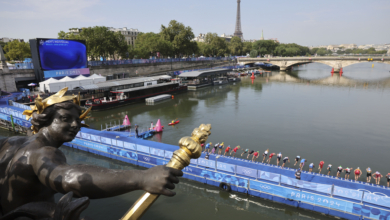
[1,100,390,220]
[145,94,171,104]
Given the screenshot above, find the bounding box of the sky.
[1,0,390,46]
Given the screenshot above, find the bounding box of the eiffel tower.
[234,0,243,40]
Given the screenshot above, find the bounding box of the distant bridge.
[237,57,390,72]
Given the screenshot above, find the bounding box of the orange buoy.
[172,95,174,99]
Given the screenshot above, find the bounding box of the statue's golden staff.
[120,124,212,220]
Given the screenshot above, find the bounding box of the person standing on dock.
[309,163,315,172]
[327,164,332,175]
[230,146,240,157]
[299,158,306,169]
[247,150,255,159]
[295,169,302,180]
[294,155,301,166]
[354,167,362,181]
[374,171,383,185]
[218,142,225,155]
[135,125,139,138]
[252,151,259,162]
[281,157,290,169]
[386,173,390,187]
[336,166,343,178]
[241,148,249,157]
[267,153,276,164]
[344,167,353,180]
[366,167,372,183]
[224,145,231,156]
[276,152,282,166]
[262,149,269,163]
[204,142,212,153]
[212,143,219,154]
[318,161,324,173]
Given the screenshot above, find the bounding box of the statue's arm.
[31,146,182,199]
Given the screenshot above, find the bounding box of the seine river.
[1,62,389,219]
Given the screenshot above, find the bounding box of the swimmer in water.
[374,171,383,185]
[252,151,260,162]
[318,161,324,174]
[262,149,269,163]
[224,145,231,156]
[241,148,249,157]
[281,157,290,169]
[247,150,255,159]
[366,167,372,183]
[327,164,332,175]
[276,152,282,166]
[344,167,353,180]
[309,163,315,172]
[218,142,225,155]
[354,167,362,181]
[294,156,301,166]
[267,153,275,164]
[230,146,240,157]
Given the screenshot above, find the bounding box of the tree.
[243,42,253,55]
[228,36,243,55]
[249,50,258,58]
[204,33,228,57]
[252,40,279,56]
[134,32,173,58]
[57,26,129,60]
[160,20,197,57]
[3,41,31,61]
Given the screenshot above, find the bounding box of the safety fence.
[172,65,249,76]
[88,57,234,67]
[8,62,34,70]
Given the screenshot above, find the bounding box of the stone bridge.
[238,57,390,72]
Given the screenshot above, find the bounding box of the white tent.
[89,74,106,83]
[74,75,94,86]
[39,78,65,93]
[59,76,81,90]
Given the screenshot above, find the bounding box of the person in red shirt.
[230,146,240,157]
[252,151,259,162]
[386,173,390,187]
[224,145,231,156]
[318,161,325,174]
[267,153,276,164]
[374,171,383,185]
[354,167,362,181]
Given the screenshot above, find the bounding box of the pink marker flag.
[155,119,163,132]
[123,115,131,126]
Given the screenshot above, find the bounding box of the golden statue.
[121,124,212,220]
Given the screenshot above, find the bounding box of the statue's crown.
[22,87,91,134]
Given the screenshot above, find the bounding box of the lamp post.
[215,155,220,171]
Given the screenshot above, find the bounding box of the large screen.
[38,39,87,70]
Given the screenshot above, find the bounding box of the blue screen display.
[38,39,87,70]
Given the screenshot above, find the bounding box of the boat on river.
[213,77,229,85]
[83,75,187,110]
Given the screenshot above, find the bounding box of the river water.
[1,62,390,219]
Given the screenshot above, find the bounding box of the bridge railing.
[8,62,34,70]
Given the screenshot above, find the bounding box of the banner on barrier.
[363,193,390,208]
[150,147,165,157]
[183,166,203,176]
[116,140,124,148]
[217,162,236,173]
[281,175,331,194]
[90,135,100,142]
[190,159,198,165]
[137,145,149,154]
[197,158,216,169]
[258,171,280,182]
[165,151,173,159]
[236,166,257,178]
[100,137,112,145]
[333,186,363,201]
[81,133,90,140]
[138,155,157,165]
[124,142,136,150]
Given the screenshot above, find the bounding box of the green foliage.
[274,43,310,57]
[252,40,279,56]
[228,36,243,55]
[3,41,31,61]
[58,26,129,60]
[203,33,228,56]
[249,50,258,58]
[160,20,198,57]
[343,47,387,55]
[243,42,253,55]
[133,32,173,58]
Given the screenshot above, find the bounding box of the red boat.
[168,120,180,126]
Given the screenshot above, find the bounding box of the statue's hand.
[53,192,92,220]
[140,165,183,197]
